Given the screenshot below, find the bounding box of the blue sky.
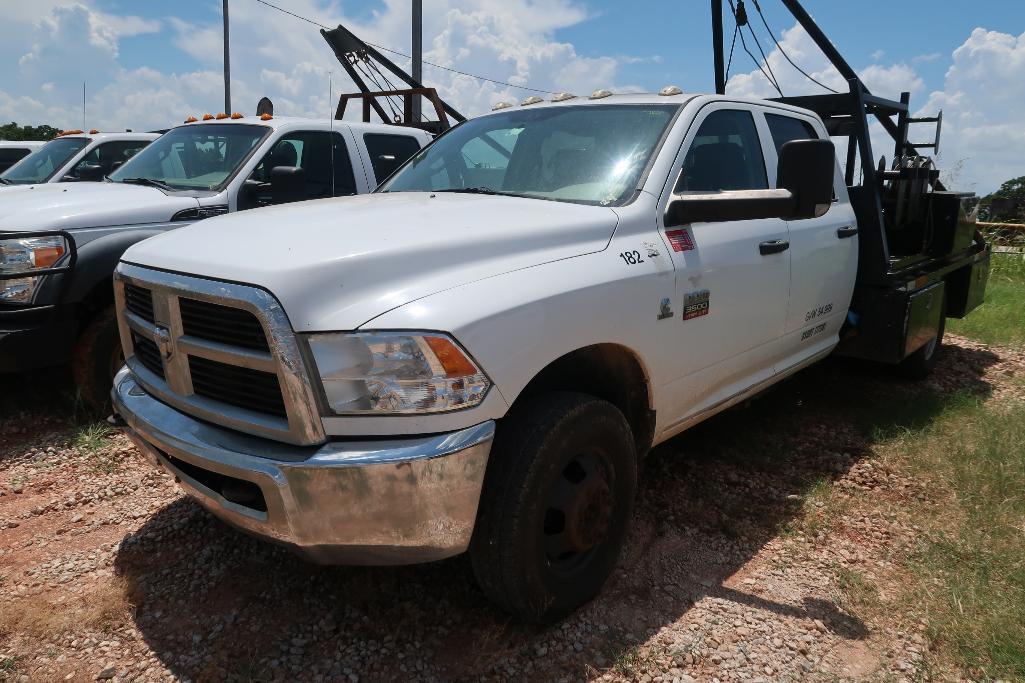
[1,1,1024,191]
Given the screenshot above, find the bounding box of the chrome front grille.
[113,263,325,446]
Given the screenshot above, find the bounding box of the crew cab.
[109,91,988,621]
[0,141,45,175]
[0,132,157,186]
[0,115,430,408]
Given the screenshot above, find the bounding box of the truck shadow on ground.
[112,342,1001,681]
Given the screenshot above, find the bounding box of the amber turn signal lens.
[33,246,65,269]
[424,336,479,377]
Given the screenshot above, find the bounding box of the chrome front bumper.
[112,367,494,565]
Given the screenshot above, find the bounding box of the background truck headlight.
[0,235,68,304]
[307,332,491,414]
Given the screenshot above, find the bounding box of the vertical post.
[711,0,725,94]
[223,0,232,113]
[411,0,423,123]
[82,82,86,130]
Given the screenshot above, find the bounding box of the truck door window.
[676,109,767,192]
[250,131,357,203]
[67,140,150,179]
[1,137,88,184]
[363,134,421,182]
[765,113,819,153]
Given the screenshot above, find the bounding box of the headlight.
[307,332,491,415]
[0,235,69,304]
[0,235,68,274]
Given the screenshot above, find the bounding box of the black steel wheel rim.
[542,449,616,576]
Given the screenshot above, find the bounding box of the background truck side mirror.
[269,165,306,205]
[776,138,835,220]
[71,163,105,182]
[664,138,836,226]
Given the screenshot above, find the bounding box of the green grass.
[894,394,1025,679]
[947,252,1025,348]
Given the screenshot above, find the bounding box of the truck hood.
[123,192,620,331]
[0,182,199,233]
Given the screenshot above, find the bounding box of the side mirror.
[269,165,305,205]
[665,138,835,226]
[776,139,835,220]
[74,163,106,182]
[109,161,124,173]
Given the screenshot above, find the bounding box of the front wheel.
[470,392,637,622]
[71,306,123,413]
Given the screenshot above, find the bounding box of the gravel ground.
[1,336,1023,682]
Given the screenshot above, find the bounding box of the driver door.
[659,105,792,430]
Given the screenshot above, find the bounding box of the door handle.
[759,239,790,255]
[836,226,859,239]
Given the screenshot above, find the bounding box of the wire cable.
[726,0,783,96]
[744,18,783,95]
[725,23,739,83]
[753,0,838,93]
[252,0,557,94]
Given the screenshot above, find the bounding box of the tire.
[470,392,637,622]
[72,306,124,413]
[896,312,946,380]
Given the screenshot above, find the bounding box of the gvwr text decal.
[683,289,710,320]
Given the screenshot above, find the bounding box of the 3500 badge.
[683,289,710,320]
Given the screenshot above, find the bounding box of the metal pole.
[411,0,423,122]
[711,0,725,94]
[82,82,86,129]
[223,0,231,113]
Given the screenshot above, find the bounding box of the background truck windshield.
[0,137,88,184]
[109,124,267,191]
[380,104,679,206]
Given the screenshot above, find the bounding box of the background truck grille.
[189,356,287,417]
[180,298,269,352]
[123,283,155,323]
[131,331,165,379]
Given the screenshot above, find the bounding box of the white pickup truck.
[0,132,157,186]
[110,91,988,621]
[0,116,430,409]
[0,141,45,175]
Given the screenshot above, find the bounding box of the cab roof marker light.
[260,113,273,121]
[659,85,684,96]
[551,92,576,102]
[88,128,99,134]
[184,116,198,123]
[230,112,244,119]
[520,96,544,106]
[491,101,512,111]
[589,89,613,100]
[215,112,229,120]
[202,114,215,121]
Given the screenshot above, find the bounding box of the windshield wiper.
[119,177,176,192]
[434,186,498,195]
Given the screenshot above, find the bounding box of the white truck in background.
[0,141,45,175]
[0,131,157,186]
[110,89,988,621]
[0,115,431,408]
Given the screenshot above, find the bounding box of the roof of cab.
[481,90,820,119]
[58,132,161,142]
[172,115,433,140]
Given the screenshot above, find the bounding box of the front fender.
[37,227,178,307]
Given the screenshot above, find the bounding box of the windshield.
[380,104,679,206]
[1,137,89,184]
[109,124,268,191]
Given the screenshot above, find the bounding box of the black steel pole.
[412,0,423,122]
[223,0,231,113]
[711,0,725,94]
[779,0,858,84]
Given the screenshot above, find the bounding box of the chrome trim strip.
[114,262,326,446]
